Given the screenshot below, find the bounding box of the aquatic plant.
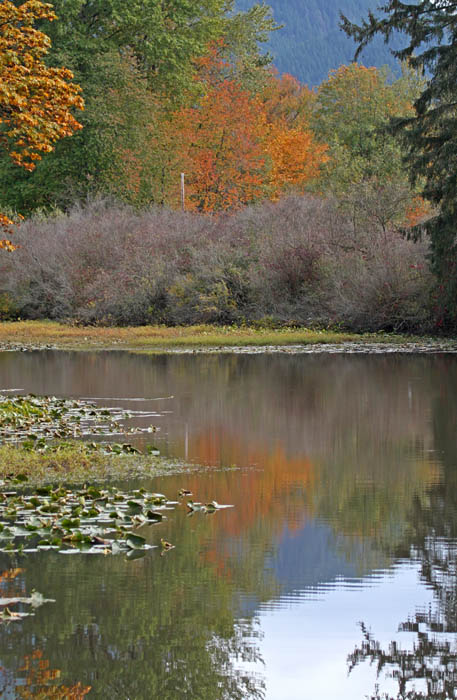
[0,481,233,558]
[0,393,155,446]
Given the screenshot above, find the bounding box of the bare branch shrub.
[0,194,434,331]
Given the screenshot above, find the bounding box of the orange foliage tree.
[265,125,327,198]
[0,0,83,248]
[261,72,327,198]
[169,45,327,212]
[261,71,315,128]
[172,46,267,212]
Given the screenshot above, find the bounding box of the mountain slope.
[236,0,404,86]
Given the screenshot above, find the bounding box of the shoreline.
[0,321,456,353]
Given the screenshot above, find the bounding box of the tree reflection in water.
[348,616,457,699]
[17,649,91,699]
[348,536,457,699]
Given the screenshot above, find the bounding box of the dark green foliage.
[342,1,457,328]
[236,0,405,85]
[40,0,230,96]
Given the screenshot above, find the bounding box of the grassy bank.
[0,443,182,486]
[0,320,411,351]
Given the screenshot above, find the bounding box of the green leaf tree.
[311,61,427,234]
[341,1,457,329]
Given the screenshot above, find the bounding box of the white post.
[181,173,185,211]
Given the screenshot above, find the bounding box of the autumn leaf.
[0,0,84,248]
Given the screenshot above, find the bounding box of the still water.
[0,350,455,699]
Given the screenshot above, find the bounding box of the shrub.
[0,194,434,332]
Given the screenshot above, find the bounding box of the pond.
[0,350,456,699]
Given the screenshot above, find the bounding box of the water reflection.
[0,522,268,699]
[0,352,456,697]
[348,385,457,700]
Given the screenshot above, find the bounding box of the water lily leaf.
[127,501,143,515]
[145,446,160,455]
[178,489,192,498]
[38,504,60,514]
[28,591,55,608]
[86,487,101,499]
[0,529,14,539]
[60,518,80,529]
[76,541,94,552]
[64,531,89,543]
[90,535,110,546]
[0,606,29,620]
[146,510,163,523]
[36,486,52,496]
[150,493,166,503]
[58,549,81,554]
[11,525,29,536]
[186,501,205,512]
[203,501,234,512]
[111,541,126,555]
[126,534,146,550]
[84,546,111,555]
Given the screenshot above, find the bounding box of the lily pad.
[126,533,146,550]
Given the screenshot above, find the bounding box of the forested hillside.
[236,0,403,85]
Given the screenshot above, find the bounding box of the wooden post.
[181,173,185,211]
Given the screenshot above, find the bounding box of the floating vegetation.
[0,590,55,621]
[0,395,235,558]
[160,538,175,552]
[178,488,193,498]
[0,484,167,556]
[0,483,234,558]
[0,568,54,621]
[0,392,190,488]
[0,394,157,447]
[186,500,234,514]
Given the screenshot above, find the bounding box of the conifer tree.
[342,1,457,328]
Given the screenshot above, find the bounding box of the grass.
[0,320,413,351]
[0,442,182,486]
[0,393,188,486]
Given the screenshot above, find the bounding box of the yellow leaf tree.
[0,0,83,248]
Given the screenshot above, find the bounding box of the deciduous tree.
[0,0,83,248]
[261,72,327,198]
[0,1,277,213]
[170,46,327,211]
[173,54,267,211]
